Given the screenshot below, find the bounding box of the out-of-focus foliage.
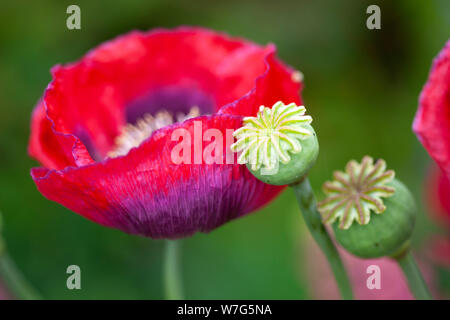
[0,0,448,299]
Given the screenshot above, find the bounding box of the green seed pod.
[231,101,319,186]
[318,156,416,258]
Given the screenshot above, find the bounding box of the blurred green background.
[0,0,448,299]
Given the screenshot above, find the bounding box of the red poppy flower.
[413,40,450,177]
[28,27,302,238]
[413,40,450,226]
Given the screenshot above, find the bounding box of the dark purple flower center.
[125,86,215,124]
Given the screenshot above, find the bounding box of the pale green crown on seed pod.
[317,156,396,230]
[230,101,313,172]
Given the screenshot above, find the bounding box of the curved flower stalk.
[320,156,431,299]
[0,211,41,300]
[164,241,183,300]
[231,102,353,300]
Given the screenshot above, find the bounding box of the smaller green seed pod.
[334,178,415,258]
[318,156,416,258]
[231,101,319,186]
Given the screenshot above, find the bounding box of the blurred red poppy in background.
[424,166,450,285]
[413,40,450,179]
[413,40,450,233]
[28,27,302,238]
[414,40,450,297]
[413,39,450,232]
[426,166,450,229]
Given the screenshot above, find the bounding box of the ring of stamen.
[107,106,200,158]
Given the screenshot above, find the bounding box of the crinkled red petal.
[31,115,284,238]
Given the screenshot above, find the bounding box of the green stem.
[0,240,41,300]
[395,251,432,300]
[163,240,183,300]
[292,177,353,300]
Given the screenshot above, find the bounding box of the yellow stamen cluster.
[108,106,200,158]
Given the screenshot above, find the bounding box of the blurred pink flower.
[426,236,450,269]
[303,234,435,300]
[0,281,11,300]
[425,165,450,229]
[425,236,450,299]
[424,166,450,270]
